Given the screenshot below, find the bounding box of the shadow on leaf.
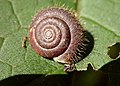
[0,74,70,86]
[100,57,120,86]
[0,64,109,86]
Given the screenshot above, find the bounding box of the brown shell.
[29,8,85,64]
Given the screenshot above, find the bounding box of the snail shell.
[29,8,87,71]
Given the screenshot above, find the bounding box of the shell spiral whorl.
[29,8,84,64]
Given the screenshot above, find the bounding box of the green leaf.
[76,0,120,70]
[0,0,75,80]
[0,0,120,85]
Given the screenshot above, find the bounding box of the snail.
[28,7,90,72]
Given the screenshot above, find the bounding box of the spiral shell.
[29,8,86,65]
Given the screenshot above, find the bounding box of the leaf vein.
[8,0,21,29]
[81,16,120,38]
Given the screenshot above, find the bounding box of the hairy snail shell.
[29,8,89,72]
